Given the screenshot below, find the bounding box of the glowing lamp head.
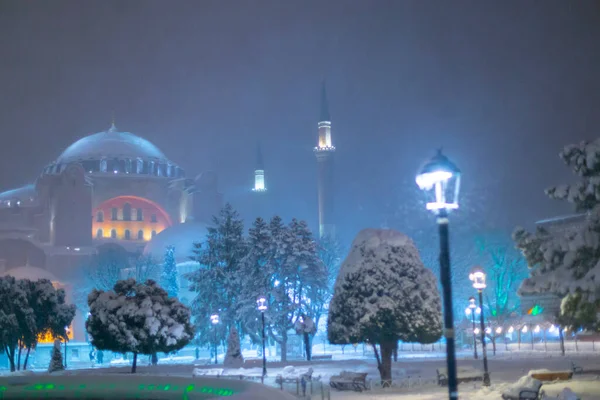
[469,266,487,290]
[416,150,461,213]
[522,325,528,333]
[508,326,514,333]
[474,328,480,334]
[485,327,492,334]
[468,296,477,309]
[534,325,540,333]
[549,325,556,333]
[496,327,503,334]
[210,314,219,325]
[465,307,472,316]
[256,296,267,312]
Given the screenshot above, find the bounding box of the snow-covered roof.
[0,184,36,202]
[56,124,168,163]
[1,265,59,282]
[143,221,209,262]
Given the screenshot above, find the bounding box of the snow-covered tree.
[224,326,244,367]
[161,245,179,298]
[86,279,194,373]
[515,139,600,301]
[557,292,598,332]
[328,229,443,383]
[48,339,64,373]
[20,279,75,370]
[187,203,247,346]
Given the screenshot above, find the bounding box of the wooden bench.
[572,362,583,374]
[529,371,572,382]
[501,380,543,400]
[436,367,483,386]
[312,354,333,361]
[329,371,368,392]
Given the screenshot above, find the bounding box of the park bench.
[329,371,368,392]
[436,367,483,386]
[571,361,600,375]
[529,371,572,382]
[312,354,333,361]
[501,379,543,400]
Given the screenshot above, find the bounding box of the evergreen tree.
[224,326,244,367]
[161,245,179,298]
[48,339,64,373]
[187,203,247,346]
[515,139,600,308]
[328,229,442,383]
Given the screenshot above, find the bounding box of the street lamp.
[210,314,219,365]
[416,149,461,400]
[465,297,479,359]
[257,296,268,378]
[469,266,491,386]
[64,326,70,369]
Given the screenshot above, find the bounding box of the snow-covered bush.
[86,278,194,373]
[328,228,442,383]
[224,326,243,367]
[48,340,64,373]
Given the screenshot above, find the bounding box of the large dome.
[57,124,168,164]
[143,221,209,263]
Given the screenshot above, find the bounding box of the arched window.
[136,158,144,174]
[125,159,132,174]
[124,229,131,240]
[96,211,104,222]
[100,159,107,173]
[137,230,144,240]
[123,203,131,221]
[150,214,157,223]
[151,230,157,238]
[110,229,117,239]
[96,229,103,239]
[111,208,118,221]
[136,208,143,221]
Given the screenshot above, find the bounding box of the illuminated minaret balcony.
[252,143,267,192]
[314,121,335,153]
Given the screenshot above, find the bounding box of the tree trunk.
[559,327,565,356]
[131,352,138,374]
[17,342,22,371]
[23,348,31,370]
[5,346,15,372]
[280,331,287,362]
[393,342,398,362]
[492,337,496,356]
[377,340,394,385]
[151,353,158,365]
[303,332,311,361]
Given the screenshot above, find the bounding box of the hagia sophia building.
[0,84,336,347]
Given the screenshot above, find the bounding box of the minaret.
[252,142,267,192]
[314,82,335,238]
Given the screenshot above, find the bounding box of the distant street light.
[416,149,461,400]
[469,266,491,387]
[210,314,220,365]
[465,297,479,359]
[64,326,70,369]
[257,297,268,378]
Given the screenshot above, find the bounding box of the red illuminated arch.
[98,195,173,226]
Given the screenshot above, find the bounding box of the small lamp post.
[210,314,219,365]
[469,266,491,386]
[416,149,461,400]
[64,326,70,369]
[465,297,480,359]
[257,296,268,378]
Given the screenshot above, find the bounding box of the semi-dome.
[143,221,209,263]
[2,265,59,282]
[57,124,167,164]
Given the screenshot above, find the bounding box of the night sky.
[1,0,599,246]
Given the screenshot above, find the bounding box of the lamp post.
[416,150,461,400]
[465,297,480,359]
[469,266,491,386]
[210,314,219,365]
[257,296,268,378]
[64,326,70,369]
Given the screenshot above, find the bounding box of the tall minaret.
[252,142,267,192]
[314,82,335,238]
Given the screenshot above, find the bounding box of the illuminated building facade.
[0,123,222,344]
[314,82,336,238]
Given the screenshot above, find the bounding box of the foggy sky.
[1,0,599,243]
